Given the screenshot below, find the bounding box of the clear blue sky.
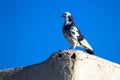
[0,0,120,69]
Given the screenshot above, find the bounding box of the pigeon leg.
[68,44,76,50]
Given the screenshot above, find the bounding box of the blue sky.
[0,0,120,69]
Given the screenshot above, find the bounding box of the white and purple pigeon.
[62,12,94,54]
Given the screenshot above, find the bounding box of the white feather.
[80,39,93,50]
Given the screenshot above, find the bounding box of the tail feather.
[85,48,94,54]
[80,39,93,50]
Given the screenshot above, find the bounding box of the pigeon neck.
[65,18,74,25]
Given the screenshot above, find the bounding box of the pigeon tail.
[85,48,94,54]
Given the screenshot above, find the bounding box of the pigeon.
[62,12,94,54]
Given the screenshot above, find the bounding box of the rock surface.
[0,50,120,80]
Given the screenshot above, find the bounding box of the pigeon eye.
[64,13,67,16]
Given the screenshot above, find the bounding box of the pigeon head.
[62,12,71,18]
[62,12,74,24]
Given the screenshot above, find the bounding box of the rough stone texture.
[0,50,120,80]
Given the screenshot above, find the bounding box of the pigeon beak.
[62,14,65,18]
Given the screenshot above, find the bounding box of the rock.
[0,50,120,80]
